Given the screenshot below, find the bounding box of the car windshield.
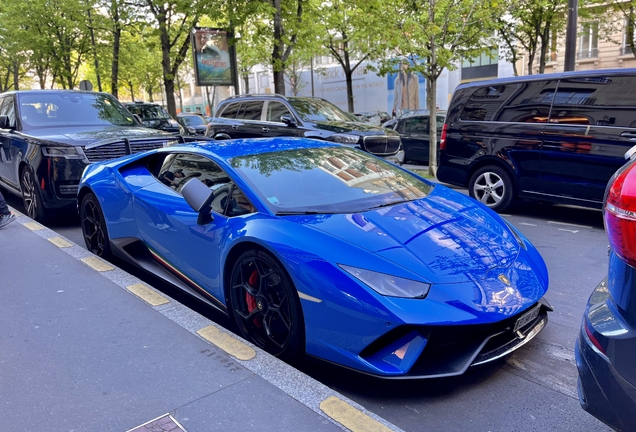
[18,92,136,129]
[180,115,206,126]
[231,146,433,214]
[288,98,358,123]
[128,104,171,119]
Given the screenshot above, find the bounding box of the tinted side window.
[403,117,428,134]
[236,101,263,121]
[549,76,636,127]
[219,102,240,119]
[0,96,16,128]
[495,80,556,123]
[459,84,520,121]
[266,101,291,122]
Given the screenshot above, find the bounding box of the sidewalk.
[0,209,402,432]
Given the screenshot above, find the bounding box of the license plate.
[514,305,540,333]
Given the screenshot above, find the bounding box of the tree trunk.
[539,23,550,74]
[12,62,19,91]
[243,73,249,93]
[129,82,134,100]
[344,47,354,112]
[272,0,286,95]
[427,3,438,177]
[111,4,121,98]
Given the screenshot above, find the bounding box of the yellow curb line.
[23,222,44,231]
[126,283,170,306]
[197,325,256,361]
[48,237,73,248]
[320,396,393,432]
[81,256,114,272]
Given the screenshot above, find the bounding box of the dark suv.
[124,101,183,134]
[207,94,404,164]
[437,69,636,212]
[0,90,177,222]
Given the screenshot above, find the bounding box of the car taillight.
[439,123,448,150]
[584,319,607,357]
[605,161,636,267]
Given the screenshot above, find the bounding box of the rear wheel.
[20,167,47,223]
[229,250,304,361]
[469,165,515,212]
[80,192,111,258]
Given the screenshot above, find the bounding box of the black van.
[437,69,636,212]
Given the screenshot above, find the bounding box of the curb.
[8,206,404,432]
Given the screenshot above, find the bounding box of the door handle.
[262,127,270,132]
[231,125,239,129]
[620,132,636,141]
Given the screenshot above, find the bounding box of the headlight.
[339,265,430,299]
[187,127,197,134]
[166,140,179,147]
[41,146,85,160]
[331,133,360,144]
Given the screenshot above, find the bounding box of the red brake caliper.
[246,270,262,328]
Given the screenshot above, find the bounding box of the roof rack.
[225,93,289,100]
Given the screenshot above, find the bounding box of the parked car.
[575,145,636,431]
[0,90,176,222]
[177,112,208,136]
[354,111,391,125]
[386,111,445,164]
[437,69,636,212]
[124,101,183,134]
[207,94,404,165]
[78,137,551,377]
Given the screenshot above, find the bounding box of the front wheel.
[229,250,304,361]
[80,192,111,258]
[469,165,515,212]
[20,167,47,223]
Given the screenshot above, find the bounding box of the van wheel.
[469,166,514,212]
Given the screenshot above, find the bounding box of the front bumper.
[350,298,551,379]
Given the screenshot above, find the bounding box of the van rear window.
[459,85,519,121]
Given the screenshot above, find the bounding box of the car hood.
[23,125,171,146]
[311,120,399,136]
[291,186,520,284]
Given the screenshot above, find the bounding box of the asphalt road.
[3,179,612,431]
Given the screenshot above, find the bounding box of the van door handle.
[620,132,636,140]
[231,125,240,129]
[262,127,270,132]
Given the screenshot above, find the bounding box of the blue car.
[78,137,551,378]
[576,147,636,430]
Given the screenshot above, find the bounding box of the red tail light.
[439,123,448,150]
[605,161,636,267]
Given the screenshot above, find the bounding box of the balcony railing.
[577,48,599,59]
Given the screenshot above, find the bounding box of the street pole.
[310,56,315,97]
[564,0,578,71]
[87,7,102,92]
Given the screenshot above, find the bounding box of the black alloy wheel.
[469,165,515,213]
[80,192,111,257]
[229,250,304,361]
[20,167,47,223]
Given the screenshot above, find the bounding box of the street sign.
[79,80,93,91]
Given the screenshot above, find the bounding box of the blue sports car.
[78,137,551,378]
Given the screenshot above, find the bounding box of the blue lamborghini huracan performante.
[78,137,551,378]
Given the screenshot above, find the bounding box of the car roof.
[5,89,109,97]
[457,68,636,90]
[170,137,339,161]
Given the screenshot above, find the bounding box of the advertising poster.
[191,28,235,86]
[386,58,427,117]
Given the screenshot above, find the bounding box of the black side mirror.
[181,178,215,225]
[280,115,297,127]
[0,115,10,129]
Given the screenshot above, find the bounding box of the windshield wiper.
[276,210,335,216]
[362,200,410,211]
